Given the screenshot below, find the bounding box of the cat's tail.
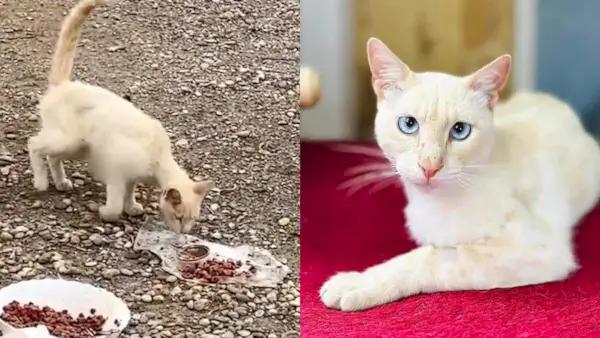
[48,0,115,87]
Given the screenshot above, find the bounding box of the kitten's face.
[159,180,214,233]
[366,38,511,189]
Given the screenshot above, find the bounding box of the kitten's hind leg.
[123,181,144,216]
[99,181,126,222]
[47,156,73,191]
[28,130,80,192]
[28,135,49,191]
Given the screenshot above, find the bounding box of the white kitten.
[320,38,600,311]
[28,0,213,233]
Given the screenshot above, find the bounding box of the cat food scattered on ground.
[180,258,257,283]
[1,301,106,338]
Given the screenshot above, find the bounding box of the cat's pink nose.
[419,160,443,179]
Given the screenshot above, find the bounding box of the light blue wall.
[537,0,600,129]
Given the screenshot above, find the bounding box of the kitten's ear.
[193,180,214,196]
[165,188,182,206]
[367,38,414,100]
[467,54,512,109]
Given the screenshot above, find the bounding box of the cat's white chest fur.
[402,181,512,247]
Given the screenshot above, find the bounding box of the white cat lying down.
[28,0,213,233]
[320,38,600,311]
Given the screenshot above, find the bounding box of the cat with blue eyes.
[320,38,600,311]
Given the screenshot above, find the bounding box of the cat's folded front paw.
[125,202,144,216]
[55,179,73,192]
[320,271,368,311]
[99,206,122,222]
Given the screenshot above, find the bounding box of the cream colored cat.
[320,38,600,311]
[28,0,213,233]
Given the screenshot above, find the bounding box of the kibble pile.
[1,301,108,338]
[180,258,256,283]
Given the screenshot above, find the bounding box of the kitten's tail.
[48,0,114,87]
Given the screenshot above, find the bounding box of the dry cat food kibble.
[180,258,257,283]
[1,301,106,338]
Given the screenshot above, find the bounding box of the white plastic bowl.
[0,279,130,338]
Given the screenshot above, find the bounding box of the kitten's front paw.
[55,179,73,192]
[125,202,144,216]
[33,176,49,192]
[320,271,366,311]
[99,206,122,222]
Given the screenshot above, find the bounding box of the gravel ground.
[0,0,299,337]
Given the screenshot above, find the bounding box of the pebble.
[90,234,106,245]
[278,217,290,226]
[120,268,134,276]
[266,291,277,302]
[0,232,13,241]
[102,268,121,279]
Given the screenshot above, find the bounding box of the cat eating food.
[320,38,600,311]
[27,0,213,234]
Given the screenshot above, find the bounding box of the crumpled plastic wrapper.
[133,218,291,287]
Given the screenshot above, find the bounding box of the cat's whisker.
[346,175,398,197]
[453,176,472,191]
[330,144,386,159]
[344,162,392,176]
[367,176,401,195]
[337,171,398,196]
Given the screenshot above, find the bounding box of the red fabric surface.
[300,141,600,338]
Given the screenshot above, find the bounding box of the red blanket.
[300,142,600,338]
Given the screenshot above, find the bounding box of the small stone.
[237,330,251,337]
[54,200,68,210]
[70,235,80,244]
[278,217,290,226]
[266,291,278,302]
[199,318,210,326]
[141,294,152,303]
[0,232,13,241]
[120,268,134,276]
[194,299,208,311]
[166,275,178,283]
[102,268,120,279]
[89,234,106,246]
[234,293,250,302]
[171,286,182,296]
[87,202,99,212]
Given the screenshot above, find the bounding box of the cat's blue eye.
[450,122,471,141]
[397,116,419,135]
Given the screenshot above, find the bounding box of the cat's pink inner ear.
[467,54,512,109]
[366,38,413,99]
